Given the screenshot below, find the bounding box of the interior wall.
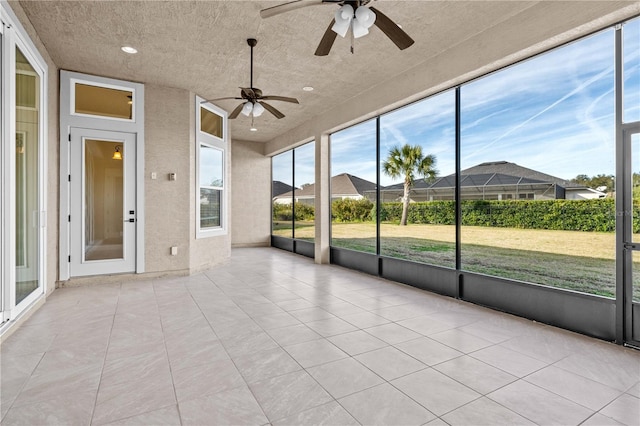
[231,139,271,247]
[8,0,59,296]
[144,84,191,274]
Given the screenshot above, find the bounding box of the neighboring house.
[272,181,294,198]
[372,161,606,202]
[273,173,377,205]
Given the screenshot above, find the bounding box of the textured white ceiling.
[17,0,637,143]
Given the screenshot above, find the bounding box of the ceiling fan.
[260,0,414,56]
[203,38,299,119]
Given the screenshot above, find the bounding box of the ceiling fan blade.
[315,19,338,56]
[201,97,242,103]
[228,103,245,119]
[260,0,327,19]
[370,7,415,50]
[261,95,299,104]
[259,101,285,119]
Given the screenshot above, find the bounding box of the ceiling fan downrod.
[247,38,257,92]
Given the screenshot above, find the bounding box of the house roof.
[274,173,376,199]
[383,161,583,191]
[272,181,293,197]
[461,161,582,188]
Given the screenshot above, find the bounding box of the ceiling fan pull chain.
[350,25,355,54]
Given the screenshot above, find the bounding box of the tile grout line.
[0,350,47,422]
[153,278,185,426]
[185,270,272,424]
[88,282,121,426]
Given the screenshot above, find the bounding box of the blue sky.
[278,18,639,188]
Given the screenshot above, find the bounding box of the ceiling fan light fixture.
[332,4,353,38]
[355,6,376,28]
[338,4,354,20]
[241,102,253,116]
[352,19,369,39]
[252,102,265,117]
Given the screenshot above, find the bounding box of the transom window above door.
[72,81,135,120]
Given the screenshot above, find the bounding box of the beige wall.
[231,140,271,247]
[8,1,59,296]
[144,84,192,274]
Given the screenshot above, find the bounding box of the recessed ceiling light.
[121,46,138,54]
[250,127,258,132]
[302,86,314,92]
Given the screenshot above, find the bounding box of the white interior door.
[69,127,136,276]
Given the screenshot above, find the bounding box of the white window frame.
[196,96,228,238]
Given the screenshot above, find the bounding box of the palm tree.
[382,144,437,226]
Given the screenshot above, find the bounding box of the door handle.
[124,218,135,223]
[624,242,639,250]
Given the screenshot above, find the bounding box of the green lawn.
[274,221,640,299]
[333,236,617,298]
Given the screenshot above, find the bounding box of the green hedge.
[375,200,455,225]
[378,198,638,232]
[272,202,315,221]
[278,198,639,232]
[272,203,292,221]
[331,198,373,222]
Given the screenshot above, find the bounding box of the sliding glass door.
[1,6,47,325]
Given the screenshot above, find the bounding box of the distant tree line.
[571,173,640,194]
[570,174,614,192]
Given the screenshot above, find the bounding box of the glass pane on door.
[15,47,40,304]
[84,139,124,261]
[632,133,640,244]
[632,133,640,302]
[633,251,640,303]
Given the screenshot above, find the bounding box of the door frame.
[69,128,136,277]
[621,123,640,346]
[59,71,144,280]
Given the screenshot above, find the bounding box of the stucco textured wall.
[231,140,271,247]
[144,84,192,274]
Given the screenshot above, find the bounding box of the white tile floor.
[1,247,639,425]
